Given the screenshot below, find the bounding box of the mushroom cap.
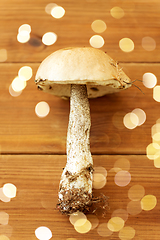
[35,47,131,98]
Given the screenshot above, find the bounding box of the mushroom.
[35,47,131,215]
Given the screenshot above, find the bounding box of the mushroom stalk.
[57,84,93,214]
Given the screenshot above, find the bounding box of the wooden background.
[0,0,160,239]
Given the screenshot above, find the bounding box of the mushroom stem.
[57,84,93,214]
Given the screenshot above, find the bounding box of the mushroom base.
[56,187,92,215]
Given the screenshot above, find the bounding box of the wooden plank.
[0,62,160,154]
[0,0,160,63]
[0,154,159,239]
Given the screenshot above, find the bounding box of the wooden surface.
[0,0,160,239]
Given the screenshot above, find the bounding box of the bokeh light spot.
[9,84,22,97]
[0,49,7,62]
[110,7,124,19]
[119,38,134,52]
[45,3,58,14]
[69,212,86,226]
[154,156,160,168]
[35,101,50,118]
[112,111,125,130]
[111,209,128,222]
[35,226,52,240]
[74,219,92,234]
[142,36,156,51]
[128,185,145,201]
[11,76,27,92]
[42,32,57,46]
[18,66,33,81]
[3,183,17,199]
[141,195,157,211]
[86,214,99,230]
[94,166,107,177]
[0,188,11,203]
[119,226,136,240]
[18,24,31,33]
[114,158,130,171]
[123,112,139,129]
[17,31,30,43]
[142,72,157,88]
[0,236,10,240]
[107,217,124,232]
[153,85,160,102]
[132,108,146,126]
[0,212,9,225]
[97,223,113,237]
[89,35,105,48]
[146,143,160,160]
[51,6,65,19]
[114,170,131,187]
[127,201,142,215]
[91,20,107,33]
[93,173,107,189]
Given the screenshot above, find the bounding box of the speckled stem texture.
[57,84,93,214]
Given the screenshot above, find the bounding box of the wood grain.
[0,62,159,154]
[1,0,160,239]
[0,155,159,240]
[0,0,160,63]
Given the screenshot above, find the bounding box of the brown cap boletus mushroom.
[35,47,132,215]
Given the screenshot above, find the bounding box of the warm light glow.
[87,214,99,230]
[93,173,107,189]
[132,108,146,126]
[111,209,128,222]
[0,188,11,203]
[142,72,157,88]
[18,24,31,33]
[0,212,9,225]
[35,101,50,118]
[17,30,30,43]
[45,3,58,14]
[112,111,125,130]
[94,166,107,177]
[89,35,105,48]
[9,84,22,97]
[119,38,134,52]
[154,155,160,168]
[51,6,65,19]
[119,226,136,240]
[0,235,10,240]
[142,36,156,51]
[69,212,86,225]
[152,132,160,141]
[91,20,107,33]
[110,7,124,19]
[74,219,92,234]
[153,85,160,102]
[141,195,157,211]
[18,66,33,81]
[114,158,130,171]
[123,112,139,129]
[11,76,27,92]
[42,32,57,46]
[0,49,7,62]
[151,123,160,136]
[127,201,142,215]
[146,143,160,160]
[128,185,145,201]
[35,226,52,240]
[114,170,131,187]
[97,223,113,237]
[2,183,17,198]
[107,217,124,232]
